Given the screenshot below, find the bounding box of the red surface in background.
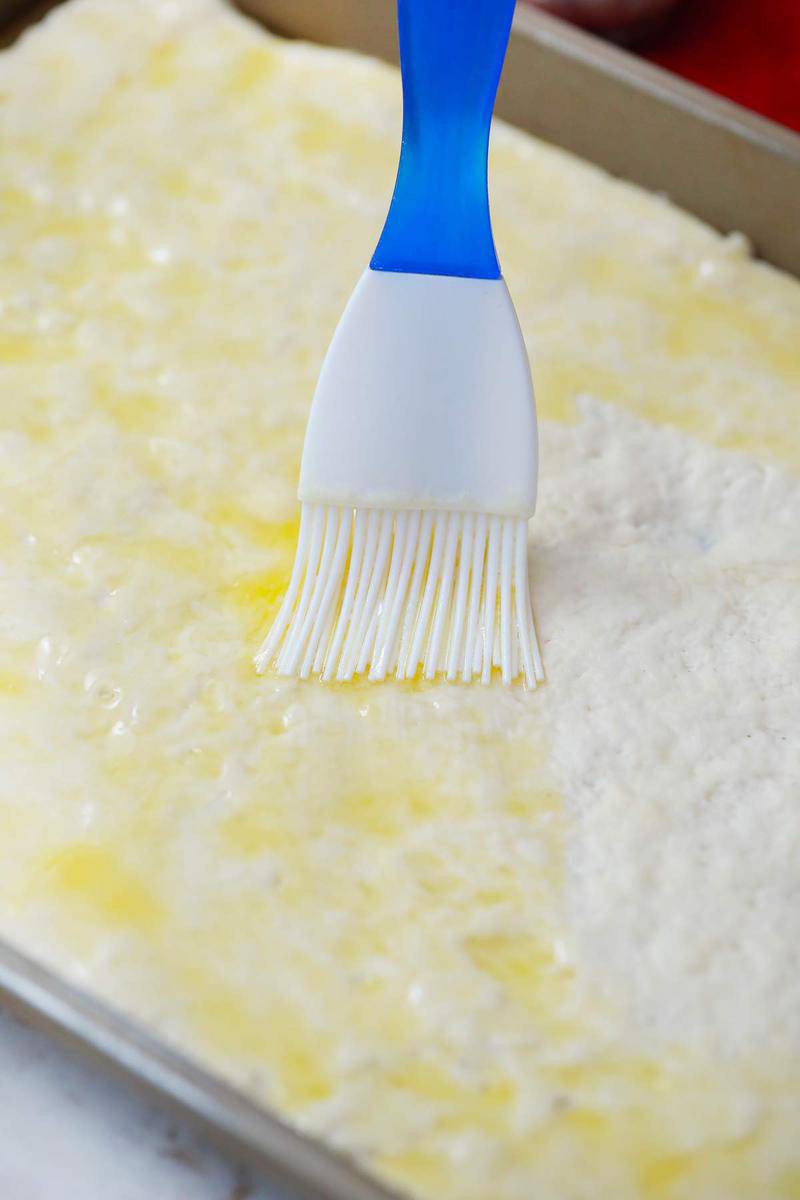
[641,0,800,133]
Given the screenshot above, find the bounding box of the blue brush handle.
[371,0,516,280]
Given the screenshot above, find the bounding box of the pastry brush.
[256,0,542,687]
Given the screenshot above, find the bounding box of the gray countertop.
[0,1004,280,1200]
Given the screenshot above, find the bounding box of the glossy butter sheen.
[0,2,799,1198]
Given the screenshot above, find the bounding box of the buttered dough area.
[1,1,799,1197]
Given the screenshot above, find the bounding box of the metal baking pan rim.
[509,3,800,163]
[0,937,400,1200]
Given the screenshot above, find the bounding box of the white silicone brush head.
[254,503,543,686]
[255,269,543,687]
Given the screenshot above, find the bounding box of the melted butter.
[496,183,800,476]
[466,933,576,1033]
[223,45,278,98]
[146,42,179,89]
[780,1170,800,1200]
[173,961,335,1107]
[93,384,166,434]
[43,844,163,935]
[220,569,288,634]
[0,186,34,217]
[208,504,298,553]
[81,534,216,580]
[0,671,29,696]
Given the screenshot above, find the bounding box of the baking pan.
[0,1,799,1198]
[0,0,47,42]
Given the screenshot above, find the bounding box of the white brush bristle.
[255,504,544,687]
